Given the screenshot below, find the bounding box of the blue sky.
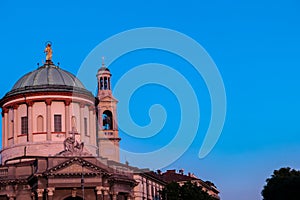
[1,1,300,199]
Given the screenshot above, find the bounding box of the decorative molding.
[2,107,9,113]
[64,99,72,106]
[80,103,86,108]
[57,132,90,157]
[12,104,19,109]
[37,189,44,197]
[47,187,55,196]
[27,100,34,107]
[1,92,95,108]
[45,99,52,106]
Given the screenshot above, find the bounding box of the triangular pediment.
[58,163,94,174]
[45,157,110,176]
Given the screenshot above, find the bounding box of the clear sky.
[1,1,300,200]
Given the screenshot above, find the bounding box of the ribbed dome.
[0,63,94,100]
[12,63,85,90]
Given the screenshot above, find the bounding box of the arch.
[37,115,44,132]
[102,110,113,130]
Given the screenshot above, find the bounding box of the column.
[127,194,134,200]
[89,106,96,146]
[8,196,15,200]
[113,107,117,131]
[80,103,85,142]
[3,108,8,148]
[96,186,103,200]
[36,189,44,200]
[112,193,117,200]
[103,189,110,200]
[65,100,71,137]
[13,105,19,144]
[27,101,34,142]
[45,100,52,141]
[31,192,35,200]
[47,187,55,200]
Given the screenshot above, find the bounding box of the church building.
[0,44,219,200]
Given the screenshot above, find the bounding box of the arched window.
[100,77,104,90]
[37,115,44,132]
[102,110,113,130]
[104,77,108,90]
[71,116,77,132]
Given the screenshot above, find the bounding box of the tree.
[262,167,300,200]
[160,182,181,200]
[160,181,216,200]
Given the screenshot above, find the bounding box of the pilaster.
[13,104,19,144]
[45,99,52,141]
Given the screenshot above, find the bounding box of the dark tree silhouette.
[160,181,217,200]
[262,167,300,200]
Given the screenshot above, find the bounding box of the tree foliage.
[160,181,217,200]
[262,167,300,200]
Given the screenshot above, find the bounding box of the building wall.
[133,174,164,200]
[1,94,98,164]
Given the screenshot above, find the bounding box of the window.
[37,115,44,132]
[102,110,113,130]
[71,116,77,132]
[54,115,62,132]
[84,117,88,136]
[21,116,28,134]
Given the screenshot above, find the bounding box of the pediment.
[45,157,109,176]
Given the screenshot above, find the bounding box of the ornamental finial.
[102,56,105,67]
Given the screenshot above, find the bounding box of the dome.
[98,66,110,72]
[13,63,85,90]
[3,63,93,98]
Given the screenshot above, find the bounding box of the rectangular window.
[21,116,28,134]
[54,115,62,132]
[84,117,88,136]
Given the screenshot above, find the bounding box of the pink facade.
[0,63,98,164]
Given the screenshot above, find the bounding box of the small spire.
[102,56,105,67]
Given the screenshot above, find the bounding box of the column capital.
[80,102,86,108]
[88,105,95,111]
[47,187,55,196]
[12,104,19,110]
[64,99,72,106]
[27,100,34,107]
[45,99,52,106]
[36,189,44,197]
[2,107,9,113]
[103,189,110,195]
[95,186,103,195]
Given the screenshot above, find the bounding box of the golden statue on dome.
[44,42,53,63]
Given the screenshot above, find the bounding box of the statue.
[57,131,90,156]
[44,42,53,62]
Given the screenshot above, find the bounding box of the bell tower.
[96,60,120,162]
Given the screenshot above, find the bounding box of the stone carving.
[57,132,90,156]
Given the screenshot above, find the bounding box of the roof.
[12,63,85,90]
[0,63,94,102]
[161,170,197,183]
